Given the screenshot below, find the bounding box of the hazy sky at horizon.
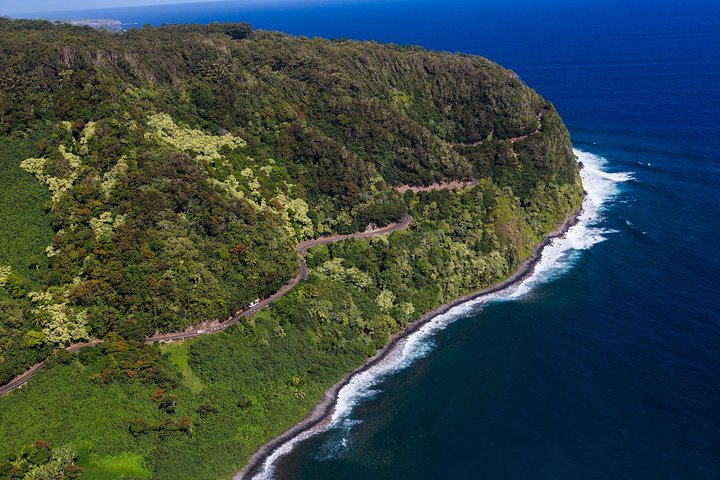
[1,0,711,18]
[0,0,338,16]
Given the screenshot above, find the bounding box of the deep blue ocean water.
[17,1,720,478]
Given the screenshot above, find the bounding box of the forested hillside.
[0,19,581,479]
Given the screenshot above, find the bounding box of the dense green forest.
[0,19,581,479]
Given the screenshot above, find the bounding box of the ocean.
[19,0,720,478]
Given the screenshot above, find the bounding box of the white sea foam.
[313,418,361,461]
[249,148,631,479]
[507,149,632,298]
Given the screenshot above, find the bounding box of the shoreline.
[235,207,582,480]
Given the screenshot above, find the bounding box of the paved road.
[452,111,544,148]
[0,340,102,396]
[0,214,412,397]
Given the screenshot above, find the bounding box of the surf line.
[238,220,581,479]
[237,149,631,480]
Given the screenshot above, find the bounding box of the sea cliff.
[0,19,581,479]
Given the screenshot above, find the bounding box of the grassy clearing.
[77,447,151,480]
[160,342,204,394]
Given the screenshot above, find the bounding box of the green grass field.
[77,447,151,480]
[160,342,205,394]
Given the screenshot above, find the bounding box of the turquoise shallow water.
[20,1,720,478]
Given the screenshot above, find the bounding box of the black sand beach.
[236,208,582,479]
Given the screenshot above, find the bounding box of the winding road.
[0,214,411,397]
[451,111,544,149]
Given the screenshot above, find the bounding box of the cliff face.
[0,20,581,479]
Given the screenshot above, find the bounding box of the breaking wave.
[508,149,633,298]
[250,148,632,479]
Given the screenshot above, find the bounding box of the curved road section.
[0,214,412,397]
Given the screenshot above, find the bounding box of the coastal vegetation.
[0,19,581,479]
[0,441,80,479]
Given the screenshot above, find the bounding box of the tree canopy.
[0,19,582,480]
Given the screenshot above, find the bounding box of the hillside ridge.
[0,19,582,480]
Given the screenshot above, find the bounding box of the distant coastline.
[236,207,582,480]
[16,18,125,31]
[67,19,122,31]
